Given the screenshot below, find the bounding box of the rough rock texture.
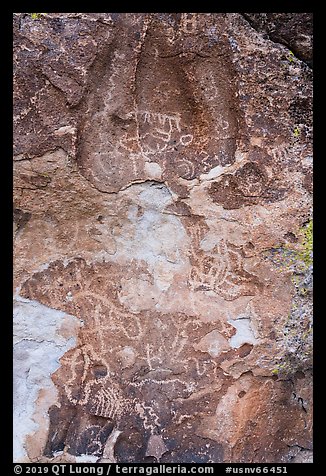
[242,13,313,67]
[13,13,313,463]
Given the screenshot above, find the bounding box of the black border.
[8,3,319,473]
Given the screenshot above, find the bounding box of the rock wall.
[13,13,313,463]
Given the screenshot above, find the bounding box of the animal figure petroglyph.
[187,224,261,300]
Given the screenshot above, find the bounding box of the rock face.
[13,13,313,463]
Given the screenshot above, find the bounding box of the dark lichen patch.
[264,246,296,271]
[303,170,313,194]
[276,294,312,377]
[288,97,313,139]
[242,13,313,66]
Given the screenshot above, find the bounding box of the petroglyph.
[187,220,262,301]
[73,12,240,193]
[58,345,131,422]
[20,258,234,458]
[188,242,261,300]
[173,157,196,180]
[14,12,312,464]
[135,403,161,432]
[120,110,194,158]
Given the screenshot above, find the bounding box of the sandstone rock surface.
[13,13,313,463]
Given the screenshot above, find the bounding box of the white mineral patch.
[228,318,259,349]
[75,455,99,463]
[144,161,163,180]
[114,183,189,290]
[117,346,136,369]
[199,165,226,181]
[13,297,81,462]
[54,125,76,136]
[52,451,64,457]
[137,182,172,210]
[102,429,122,462]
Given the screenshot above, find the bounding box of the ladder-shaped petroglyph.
[86,380,131,420]
[58,344,132,421]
